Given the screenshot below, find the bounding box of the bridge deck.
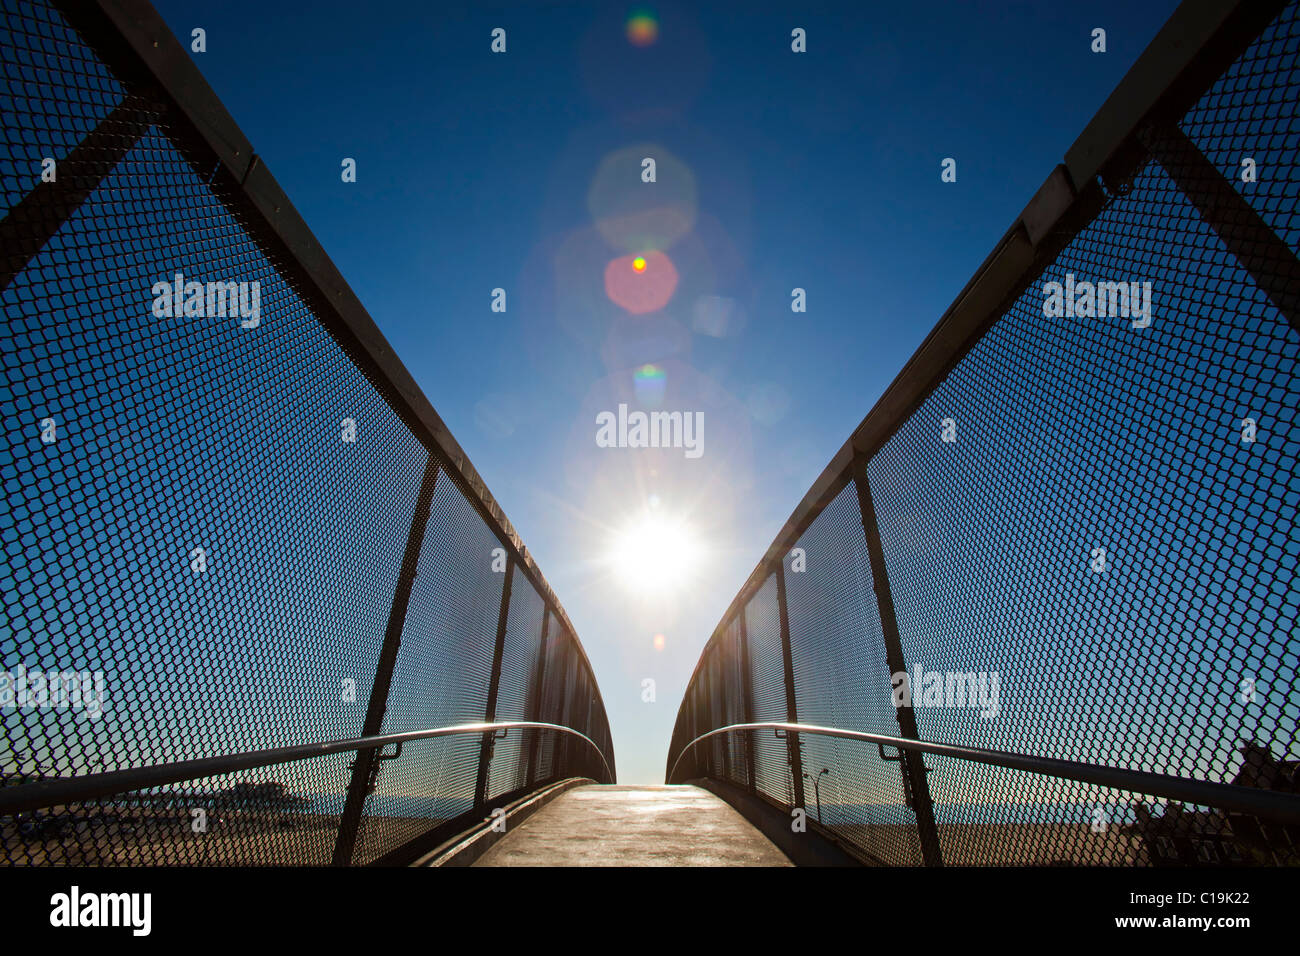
[472,784,792,866]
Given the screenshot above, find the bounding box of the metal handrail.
[667,722,1300,822]
[0,721,612,816]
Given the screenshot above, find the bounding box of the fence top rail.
[0,721,613,816]
[680,0,1273,699]
[666,722,1300,823]
[54,0,606,714]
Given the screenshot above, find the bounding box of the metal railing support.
[1140,124,1300,334]
[0,98,154,292]
[476,554,515,807]
[524,609,551,787]
[852,459,944,866]
[331,455,439,866]
[774,563,806,809]
[0,721,611,818]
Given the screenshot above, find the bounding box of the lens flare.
[653,633,666,652]
[587,145,696,253]
[633,363,666,406]
[605,250,677,314]
[626,11,658,47]
[634,363,664,382]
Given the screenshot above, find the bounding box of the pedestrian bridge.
[2,0,1299,868]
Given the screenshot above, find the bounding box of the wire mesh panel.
[865,2,1298,865]
[487,574,545,800]
[1,4,429,868]
[355,477,501,863]
[744,575,791,806]
[924,768,1157,866]
[667,0,1299,867]
[530,623,570,785]
[2,752,354,867]
[704,651,727,779]
[0,0,130,225]
[715,618,750,788]
[1,0,613,866]
[1179,1,1299,251]
[684,666,706,781]
[784,482,922,865]
[554,639,581,779]
[586,692,612,783]
[564,651,603,782]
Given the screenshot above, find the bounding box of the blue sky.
[148,0,1183,784]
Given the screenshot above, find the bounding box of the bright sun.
[611,512,701,594]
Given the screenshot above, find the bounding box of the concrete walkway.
[472,784,792,866]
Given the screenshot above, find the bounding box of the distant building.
[220,781,310,810]
[1131,801,1242,865]
[1223,741,1300,865]
[1131,740,1299,866]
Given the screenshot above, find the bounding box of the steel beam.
[774,564,806,810]
[853,461,944,867]
[0,100,153,292]
[1143,124,1300,334]
[475,555,515,807]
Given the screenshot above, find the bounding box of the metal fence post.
[331,455,439,866]
[475,553,514,807]
[775,562,806,810]
[1140,124,1300,334]
[852,456,944,866]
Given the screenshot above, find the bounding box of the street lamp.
[803,767,830,824]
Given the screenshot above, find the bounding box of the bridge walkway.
[471,785,792,867]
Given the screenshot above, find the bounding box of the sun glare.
[611,512,700,594]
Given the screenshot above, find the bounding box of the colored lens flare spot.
[653,633,666,651]
[605,250,678,314]
[634,363,665,382]
[633,363,666,406]
[627,12,658,47]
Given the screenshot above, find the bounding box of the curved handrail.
[667,722,1300,822]
[0,721,613,816]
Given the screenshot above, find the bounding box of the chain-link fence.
[0,0,614,866]
[668,0,1299,867]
